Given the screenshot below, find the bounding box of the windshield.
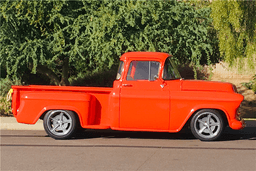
[116,61,124,80]
[162,57,181,80]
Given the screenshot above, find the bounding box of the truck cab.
[112,52,179,131]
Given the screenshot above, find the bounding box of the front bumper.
[229,118,246,130]
[229,107,246,130]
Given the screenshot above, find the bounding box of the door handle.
[122,84,132,87]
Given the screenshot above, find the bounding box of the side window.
[126,61,160,81]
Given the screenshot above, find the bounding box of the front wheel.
[43,110,77,139]
[190,109,224,141]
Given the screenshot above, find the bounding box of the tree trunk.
[60,56,70,86]
[36,65,60,85]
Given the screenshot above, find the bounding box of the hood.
[181,80,235,93]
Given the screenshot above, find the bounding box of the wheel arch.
[180,107,229,131]
[38,108,83,128]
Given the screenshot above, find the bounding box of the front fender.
[169,91,243,132]
[172,104,242,132]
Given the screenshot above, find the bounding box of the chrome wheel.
[43,110,77,139]
[191,109,224,141]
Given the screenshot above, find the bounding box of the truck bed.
[12,85,113,129]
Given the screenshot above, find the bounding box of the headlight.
[236,108,242,121]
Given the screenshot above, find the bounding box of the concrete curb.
[0,117,44,130]
[1,117,256,130]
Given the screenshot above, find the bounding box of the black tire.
[43,110,77,139]
[190,109,224,141]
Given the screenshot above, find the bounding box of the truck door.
[120,60,170,130]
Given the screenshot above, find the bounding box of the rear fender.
[15,91,93,127]
[37,106,84,126]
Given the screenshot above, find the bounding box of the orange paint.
[11,52,244,136]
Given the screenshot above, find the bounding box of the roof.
[120,52,171,61]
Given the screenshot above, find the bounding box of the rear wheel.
[43,110,77,139]
[190,109,224,141]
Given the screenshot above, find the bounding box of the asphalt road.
[1,121,256,171]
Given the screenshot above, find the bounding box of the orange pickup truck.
[11,52,245,141]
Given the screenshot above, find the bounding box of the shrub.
[242,74,256,93]
[70,67,118,87]
[0,77,21,116]
[0,96,12,116]
[178,64,210,80]
[0,77,21,96]
[252,81,256,94]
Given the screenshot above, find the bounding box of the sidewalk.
[1,117,256,130]
[0,117,44,130]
